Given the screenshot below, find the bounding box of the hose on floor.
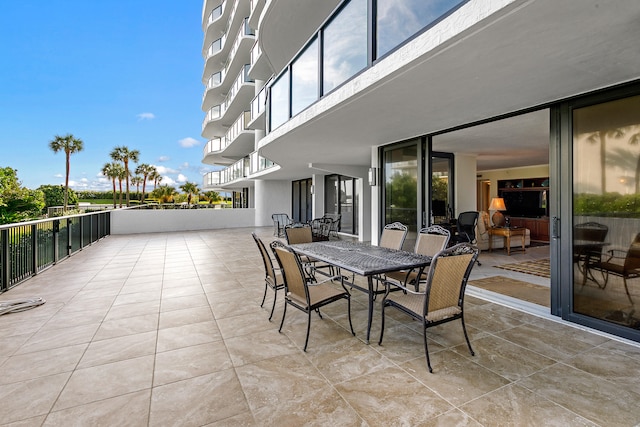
[0,297,46,316]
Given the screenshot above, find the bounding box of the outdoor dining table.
[289,240,432,344]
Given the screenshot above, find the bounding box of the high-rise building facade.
[201,0,640,342]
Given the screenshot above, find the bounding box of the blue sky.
[0,0,213,191]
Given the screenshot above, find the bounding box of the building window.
[322,0,368,94]
[292,38,319,116]
[376,0,466,58]
[325,174,359,235]
[270,69,290,130]
[292,178,313,223]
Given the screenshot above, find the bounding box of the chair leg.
[461,316,475,356]
[268,287,277,321]
[623,278,633,304]
[423,327,433,374]
[278,303,288,333]
[260,282,268,308]
[378,302,386,345]
[303,311,312,352]
[346,297,355,336]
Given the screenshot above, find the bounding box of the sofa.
[475,211,531,251]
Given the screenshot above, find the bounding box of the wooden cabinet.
[508,217,550,242]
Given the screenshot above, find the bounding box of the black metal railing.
[0,211,110,293]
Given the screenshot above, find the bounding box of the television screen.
[502,190,547,218]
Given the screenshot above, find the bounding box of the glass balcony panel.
[322,0,367,94]
[292,37,319,116]
[207,3,223,26]
[270,69,289,130]
[376,0,465,58]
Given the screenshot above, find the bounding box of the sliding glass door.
[561,88,640,341]
[382,140,420,249]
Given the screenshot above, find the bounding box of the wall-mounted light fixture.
[310,185,314,195]
[368,167,378,186]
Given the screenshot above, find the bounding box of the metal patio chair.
[379,243,479,373]
[272,243,354,351]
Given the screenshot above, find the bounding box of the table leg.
[366,276,374,344]
[506,234,511,255]
[521,232,526,253]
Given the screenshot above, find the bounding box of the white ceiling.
[257,0,640,180]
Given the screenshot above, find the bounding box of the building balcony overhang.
[258,0,640,177]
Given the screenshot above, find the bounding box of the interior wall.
[454,154,478,214]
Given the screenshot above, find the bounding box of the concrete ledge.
[110,208,255,234]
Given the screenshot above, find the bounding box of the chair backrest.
[424,243,479,314]
[574,222,608,242]
[456,211,479,243]
[272,213,291,226]
[323,213,341,233]
[272,244,308,305]
[624,233,640,272]
[414,225,450,257]
[379,222,408,250]
[252,233,278,281]
[285,224,313,244]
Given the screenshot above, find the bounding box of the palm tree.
[180,182,200,205]
[49,133,84,211]
[110,146,140,206]
[153,185,177,204]
[150,170,163,189]
[135,163,155,203]
[101,162,123,208]
[203,190,220,204]
[131,176,143,200]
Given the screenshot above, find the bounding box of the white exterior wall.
[454,154,478,214]
[370,147,381,245]
[254,179,291,227]
[110,208,255,234]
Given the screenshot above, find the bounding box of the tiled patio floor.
[1,227,640,426]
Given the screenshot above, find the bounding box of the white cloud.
[178,137,200,148]
[137,112,155,121]
[176,174,188,183]
[161,176,176,186]
[155,165,178,175]
[54,173,63,178]
[157,156,170,162]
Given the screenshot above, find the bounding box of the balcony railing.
[205,2,224,28]
[203,137,227,157]
[226,111,251,145]
[250,150,276,175]
[226,18,254,74]
[206,36,224,59]
[0,211,110,293]
[251,84,267,122]
[202,66,253,130]
[204,170,223,187]
[202,105,222,130]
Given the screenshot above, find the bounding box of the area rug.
[468,276,549,307]
[494,258,550,279]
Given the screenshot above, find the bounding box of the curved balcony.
[248,0,266,31]
[202,66,255,137]
[249,150,277,176]
[202,70,224,107]
[202,111,254,165]
[203,157,250,190]
[248,39,272,80]
[203,16,254,84]
[248,84,267,130]
[203,0,227,48]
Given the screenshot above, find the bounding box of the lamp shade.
[489,197,507,227]
[488,197,506,211]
